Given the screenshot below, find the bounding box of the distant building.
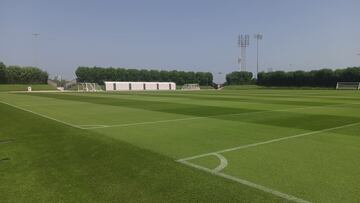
[104,81,176,91]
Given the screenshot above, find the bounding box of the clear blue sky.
[1,0,360,82]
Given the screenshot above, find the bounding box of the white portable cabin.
[104,81,176,91]
[144,82,158,90]
[130,82,144,91]
[105,82,130,91]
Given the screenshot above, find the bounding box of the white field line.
[84,102,358,129]
[8,90,60,93]
[212,153,228,172]
[177,121,360,162]
[178,160,310,203]
[0,139,14,144]
[21,103,76,107]
[77,124,109,129]
[83,117,209,129]
[177,122,360,202]
[78,124,109,127]
[0,101,84,130]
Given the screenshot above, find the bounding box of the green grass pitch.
[1,89,360,202]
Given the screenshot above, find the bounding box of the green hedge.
[75,66,213,86]
[257,67,360,87]
[225,71,254,85]
[0,62,48,84]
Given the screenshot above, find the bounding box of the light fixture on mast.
[238,34,250,72]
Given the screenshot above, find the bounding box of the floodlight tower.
[238,34,250,72]
[32,33,40,67]
[254,33,263,77]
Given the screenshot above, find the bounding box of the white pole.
[254,33,263,78]
[32,33,40,68]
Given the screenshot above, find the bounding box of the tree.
[257,67,360,87]
[74,66,213,86]
[75,67,90,82]
[313,69,335,87]
[0,62,7,84]
[226,71,253,85]
[3,65,48,84]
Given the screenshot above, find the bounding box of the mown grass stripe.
[87,102,358,129]
[0,96,282,202]
[178,122,360,161]
[0,157,10,162]
[0,101,83,129]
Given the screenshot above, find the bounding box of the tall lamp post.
[32,33,40,67]
[254,33,263,78]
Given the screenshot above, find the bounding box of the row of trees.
[225,71,254,85]
[0,62,48,84]
[257,67,360,87]
[75,66,213,85]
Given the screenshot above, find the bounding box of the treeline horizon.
[2,61,360,88]
[0,62,48,84]
[75,66,213,86]
[225,71,254,85]
[257,67,360,87]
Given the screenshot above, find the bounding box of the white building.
[104,81,176,91]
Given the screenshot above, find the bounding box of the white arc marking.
[212,153,228,172]
[178,160,310,203]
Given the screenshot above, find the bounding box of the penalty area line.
[178,121,360,162]
[178,160,310,203]
[177,122,360,202]
[84,116,206,129]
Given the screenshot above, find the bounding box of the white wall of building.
[104,81,176,91]
[105,82,116,91]
[130,82,144,90]
[105,82,130,91]
[158,82,168,90]
[169,83,176,90]
[145,82,158,90]
[117,82,131,91]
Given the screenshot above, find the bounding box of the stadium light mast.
[238,34,250,72]
[254,33,263,78]
[32,33,40,68]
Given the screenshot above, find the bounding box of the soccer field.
[1,89,360,202]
